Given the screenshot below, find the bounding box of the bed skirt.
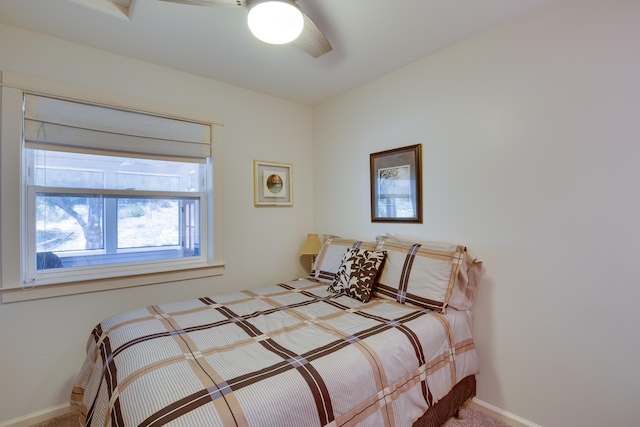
[413,375,476,427]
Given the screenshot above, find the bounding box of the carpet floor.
[32,406,510,427]
[443,406,510,427]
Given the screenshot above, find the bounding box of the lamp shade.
[247,0,304,45]
[300,233,322,256]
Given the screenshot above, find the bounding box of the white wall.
[0,24,315,423]
[313,0,640,426]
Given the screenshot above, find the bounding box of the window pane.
[116,173,179,192]
[118,198,182,249]
[36,193,104,252]
[32,150,203,192]
[35,193,200,270]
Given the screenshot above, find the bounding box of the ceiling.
[0,0,556,106]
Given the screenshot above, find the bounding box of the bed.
[71,235,482,427]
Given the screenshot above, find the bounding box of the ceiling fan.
[159,0,332,58]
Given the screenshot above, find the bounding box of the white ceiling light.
[248,0,304,45]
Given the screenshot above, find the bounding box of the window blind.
[23,94,212,162]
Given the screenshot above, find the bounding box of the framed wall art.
[370,144,422,223]
[254,160,293,206]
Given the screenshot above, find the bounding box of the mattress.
[71,278,478,426]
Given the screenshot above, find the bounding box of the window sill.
[0,263,225,303]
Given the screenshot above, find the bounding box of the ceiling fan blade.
[293,11,332,58]
[158,0,244,7]
[159,0,331,58]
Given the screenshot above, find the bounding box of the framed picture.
[254,160,293,206]
[370,144,422,223]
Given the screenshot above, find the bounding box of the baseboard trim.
[0,403,76,427]
[469,398,541,427]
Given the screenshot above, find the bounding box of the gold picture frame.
[370,144,422,223]
[254,160,293,206]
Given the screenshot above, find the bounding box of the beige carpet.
[29,411,77,427]
[32,406,510,427]
[444,406,510,427]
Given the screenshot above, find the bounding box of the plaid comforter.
[71,279,478,427]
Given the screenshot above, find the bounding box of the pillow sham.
[375,235,473,313]
[328,247,387,303]
[382,234,482,311]
[312,236,377,284]
[443,248,482,311]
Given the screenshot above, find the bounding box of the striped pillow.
[375,236,466,313]
[312,236,377,284]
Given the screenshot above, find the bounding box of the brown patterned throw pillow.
[328,248,387,303]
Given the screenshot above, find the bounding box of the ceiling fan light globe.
[248,1,304,45]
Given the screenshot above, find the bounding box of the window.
[23,94,212,285]
[0,72,224,302]
[30,152,202,269]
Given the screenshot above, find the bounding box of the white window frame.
[0,71,225,303]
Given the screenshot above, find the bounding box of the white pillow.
[312,236,377,284]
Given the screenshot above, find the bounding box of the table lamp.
[300,233,322,271]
